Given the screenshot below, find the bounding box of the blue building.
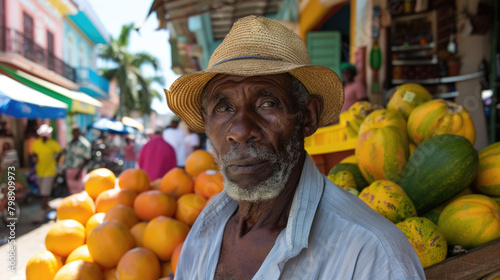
[63,0,112,131]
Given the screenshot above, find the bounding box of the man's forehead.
[205,73,292,94]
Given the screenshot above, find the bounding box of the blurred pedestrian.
[138,130,177,181]
[123,135,137,170]
[184,129,200,159]
[162,115,185,167]
[62,125,91,194]
[31,124,61,223]
[340,62,368,112]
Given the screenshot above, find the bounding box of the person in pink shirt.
[137,130,177,181]
[340,63,368,112]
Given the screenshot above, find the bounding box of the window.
[47,31,55,70]
[23,12,34,60]
[79,43,85,67]
[67,35,74,66]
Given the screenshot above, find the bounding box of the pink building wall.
[5,0,64,58]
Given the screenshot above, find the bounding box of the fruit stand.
[424,239,500,280]
[306,84,500,276]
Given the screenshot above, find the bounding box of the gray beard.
[215,127,302,203]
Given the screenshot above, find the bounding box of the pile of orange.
[26,149,223,280]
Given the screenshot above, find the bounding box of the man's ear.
[302,95,323,138]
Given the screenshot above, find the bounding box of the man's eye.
[261,101,276,108]
[215,103,232,112]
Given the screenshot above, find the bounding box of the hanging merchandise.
[370,6,383,95]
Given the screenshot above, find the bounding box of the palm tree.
[98,23,163,117]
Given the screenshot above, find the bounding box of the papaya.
[358,109,407,136]
[398,134,478,215]
[328,163,368,191]
[387,83,432,119]
[339,101,380,137]
[358,180,417,223]
[475,141,500,196]
[407,99,476,145]
[438,194,500,249]
[340,154,357,164]
[396,217,447,268]
[356,126,409,184]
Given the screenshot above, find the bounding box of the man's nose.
[226,110,261,144]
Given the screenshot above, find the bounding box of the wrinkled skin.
[202,73,322,279]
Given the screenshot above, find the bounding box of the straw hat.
[37,124,53,137]
[165,15,344,132]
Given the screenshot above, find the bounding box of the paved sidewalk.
[0,198,61,280]
[0,221,54,280]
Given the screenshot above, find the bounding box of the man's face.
[72,128,80,139]
[203,74,304,202]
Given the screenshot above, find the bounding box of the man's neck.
[232,152,306,237]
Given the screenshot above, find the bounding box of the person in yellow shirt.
[31,124,61,223]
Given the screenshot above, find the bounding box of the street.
[0,198,61,280]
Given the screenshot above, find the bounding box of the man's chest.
[214,223,280,279]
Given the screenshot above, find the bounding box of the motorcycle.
[87,141,123,175]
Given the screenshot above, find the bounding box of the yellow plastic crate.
[304,124,357,155]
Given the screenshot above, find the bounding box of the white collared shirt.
[175,155,425,280]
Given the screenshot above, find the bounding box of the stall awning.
[0,74,68,119]
[0,64,102,115]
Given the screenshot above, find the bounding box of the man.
[63,125,91,194]
[166,16,425,279]
[31,124,61,223]
[162,116,185,167]
[340,62,368,112]
[138,129,176,181]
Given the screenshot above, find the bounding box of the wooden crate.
[424,239,500,280]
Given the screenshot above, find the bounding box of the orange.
[53,260,103,280]
[87,220,136,268]
[160,168,194,199]
[66,244,94,264]
[185,150,217,177]
[175,193,207,226]
[103,204,139,228]
[151,178,162,190]
[45,219,86,257]
[171,241,183,276]
[95,188,137,213]
[130,221,147,247]
[116,247,161,280]
[85,212,106,240]
[143,216,190,261]
[25,250,63,280]
[102,268,117,280]
[85,168,116,200]
[195,170,224,199]
[133,190,177,221]
[118,168,151,193]
[56,191,96,226]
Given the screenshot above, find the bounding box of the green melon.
[397,134,478,215]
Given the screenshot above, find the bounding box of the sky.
[87,0,180,115]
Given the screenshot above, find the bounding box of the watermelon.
[397,134,478,215]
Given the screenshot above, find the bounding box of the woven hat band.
[212,55,280,67]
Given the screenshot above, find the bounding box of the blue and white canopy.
[0,74,68,119]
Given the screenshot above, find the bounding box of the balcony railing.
[0,26,76,82]
[75,67,109,98]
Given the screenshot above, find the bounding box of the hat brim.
[166,58,344,133]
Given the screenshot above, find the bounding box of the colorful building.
[0,0,114,167]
